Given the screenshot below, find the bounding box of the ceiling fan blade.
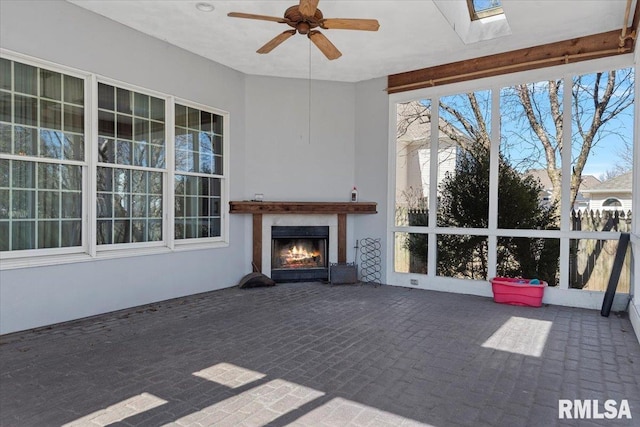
[321,18,380,31]
[299,0,320,17]
[257,30,297,54]
[308,31,342,60]
[227,12,287,24]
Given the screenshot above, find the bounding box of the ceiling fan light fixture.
[195,2,215,13]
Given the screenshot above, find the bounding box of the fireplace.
[271,226,329,282]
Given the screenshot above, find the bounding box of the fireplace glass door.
[271,226,329,282]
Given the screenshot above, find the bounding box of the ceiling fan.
[228,0,380,60]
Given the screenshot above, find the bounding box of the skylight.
[468,0,504,20]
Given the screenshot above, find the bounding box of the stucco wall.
[0,0,251,334]
[0,0,386,334]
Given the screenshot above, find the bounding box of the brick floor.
[1,282,639,426]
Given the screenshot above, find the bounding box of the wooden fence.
[394,207,632,293]
[569,209,632,292]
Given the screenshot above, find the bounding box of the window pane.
[499,80,562,229]
[13,190,35,219]
[12,161,34,188]
[150,97,164,121]
[571,68,634,225]
[37,220,59,248]
[96,166,162,245]
[98,111,115,138]
[14,126,37,156]
[437,91,491,228]
[0,222,9,251]
[14,95,37,126]
[570,238,631,293]
[38,163,60,189]
[0,58,11,90]
[0,125,9,154]
[14,62,37,96]
[97,76,166,236]
[98,83,114,110]
[64,105,84,133]
[98,138,115,163]
[116,87,131,114]
[2,157,83,251]
[497,237,559,286]
[395,101,430,227]
[39,130,63,159]
[437,234,488,280]
[64,75,84,105]
[117,114,132,140]
[61,192,81,218]
[394,232,428,274]
[0,92,11,123]
[12,221,35,250]
[134,92,149,118]
[61,220,81,247]
[0,189,8,219]
[174,104,224,241]
[40,69,62,101]
[62,134,84,161]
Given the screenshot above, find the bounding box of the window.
[0,58,85,252]
[96,83,165,246]
[467,0,503,20]
[1,54,229,265]
[392,64,634,292]
[174,104,224,241]
[603,198,622,208]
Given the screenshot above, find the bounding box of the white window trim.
[172,97,230,249]
[0,50,230,270]
[0,50,91,263]
[386,54,635,306]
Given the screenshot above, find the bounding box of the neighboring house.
[395,101,468,209]
[581,171,633,212]
[526,169,601,210]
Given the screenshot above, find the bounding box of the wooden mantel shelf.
[229,201,377,215]
[229,201,377,273]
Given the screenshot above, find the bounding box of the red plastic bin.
[490,277,547,307]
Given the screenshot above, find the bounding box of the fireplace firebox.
[271,226,329,282]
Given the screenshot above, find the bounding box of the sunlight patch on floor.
[62,392,167,426]
[481,316,552,357]
[193,362,266,388]
[287,397,435,427]
[165,379,324,426]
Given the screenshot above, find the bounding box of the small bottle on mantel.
[351,186,358,202]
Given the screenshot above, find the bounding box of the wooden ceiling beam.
[388,25,637,94]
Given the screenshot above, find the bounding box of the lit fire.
[280,244,322,268]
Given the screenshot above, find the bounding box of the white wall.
[244,75,356,202]
[0,0,390,334]
[0,0,248,334]
[353,78,389,281]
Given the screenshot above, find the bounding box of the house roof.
[582,171,633,193]
[64,1,634,83]
[526,169,601,192]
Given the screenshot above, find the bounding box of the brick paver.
[1,283,639,426]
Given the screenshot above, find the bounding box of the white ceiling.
[67,0,632,83]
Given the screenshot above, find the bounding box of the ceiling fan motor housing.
[285,5,323,35]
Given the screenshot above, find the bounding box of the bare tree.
[397,68,634,214]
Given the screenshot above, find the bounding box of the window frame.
[93,77,170,253]
[388,54,635,293]
[0,50,230,269]
[172,98,230,248]
[466,0,504,21]
[0,51,91,261]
